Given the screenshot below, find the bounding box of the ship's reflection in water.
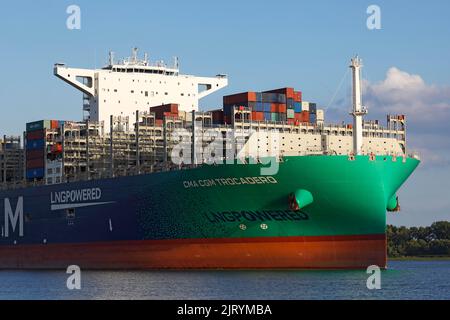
[0,261,448,300]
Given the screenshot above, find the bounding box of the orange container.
[251,111,264,121]
[51,120,59,129]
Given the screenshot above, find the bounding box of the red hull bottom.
[0,235,387,270]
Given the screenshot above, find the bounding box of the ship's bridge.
[54,48,228,128]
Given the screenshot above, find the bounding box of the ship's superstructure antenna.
[350,56,367,155]
[132,47,138,63]
[109,51,115,66]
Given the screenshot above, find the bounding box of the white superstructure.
[54,48,228,127]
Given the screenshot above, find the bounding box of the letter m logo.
[4,197,24,237]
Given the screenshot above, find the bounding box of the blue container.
[264,112,271,121]
[294,102,302,113]
[256,92,263,102]
[26,168,45,179]
[287,98,294,108]
[277,94,286,103]
[263,103,271,112]
[26,139,45,150]
[254,102,264,112]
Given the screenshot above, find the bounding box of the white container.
[301,101,310,112]
[316,109,324,121]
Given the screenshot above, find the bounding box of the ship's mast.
[350,56,367,155]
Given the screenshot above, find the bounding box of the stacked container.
[150,104,179,120]
[219,87,317,126]
[25,120,54,180]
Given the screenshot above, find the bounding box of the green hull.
[139,154,420,239]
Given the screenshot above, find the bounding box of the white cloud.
[363,67,450,126]
[327,67,450,167]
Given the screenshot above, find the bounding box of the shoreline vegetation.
[387,221,450,259]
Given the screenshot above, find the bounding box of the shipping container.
[287,109,295,119]
[271,113,279,122]
[155,119,164,126]
[223,115,232,124]
[251,111,264,121]
[264,87,294,99]
[150,104,179,119]
[316,109,325,121]
[309,103,317,114]
[302,101,310,112]
[253,102,264,112]
[26,130,45,141]
[26,120,51,132]
[294,102,302,113]
[26,158,45,169]
[26,139,45,150]
[26,168,45,180]
[211,110,224,124]
[293,91,302,102]
[51,120,59,129]
[26,149,44,160]
[287,98,294,109]
[263,103,271,112]
[295,111,310,123]
[264,112,271,121]
[223,92,256,105]
[277,104,287,113]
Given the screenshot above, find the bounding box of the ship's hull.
[0,155,419,269]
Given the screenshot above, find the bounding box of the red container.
[223,115,232,124]
[26,149,44,160]
[277,104,287,113]
[26,158,45,169]
[223,92,257,105]
[151,104,179,119]
[155,119,163,126]
[293,91,302,102]
[294,111,309,123]
[264,87,294,99]
[347,124,353,129]
[26,130,45,140]
[211,110,224,123]
[51,120,59,129]
[251,111,264,121]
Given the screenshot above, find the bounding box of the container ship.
[0,49,419,269]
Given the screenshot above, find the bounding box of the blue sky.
[0,0,449,226]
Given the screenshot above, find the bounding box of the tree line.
[387,221,450,257]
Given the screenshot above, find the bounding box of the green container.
[287,109,295,119]
[26,120,51,132]
[271,113,279,122]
